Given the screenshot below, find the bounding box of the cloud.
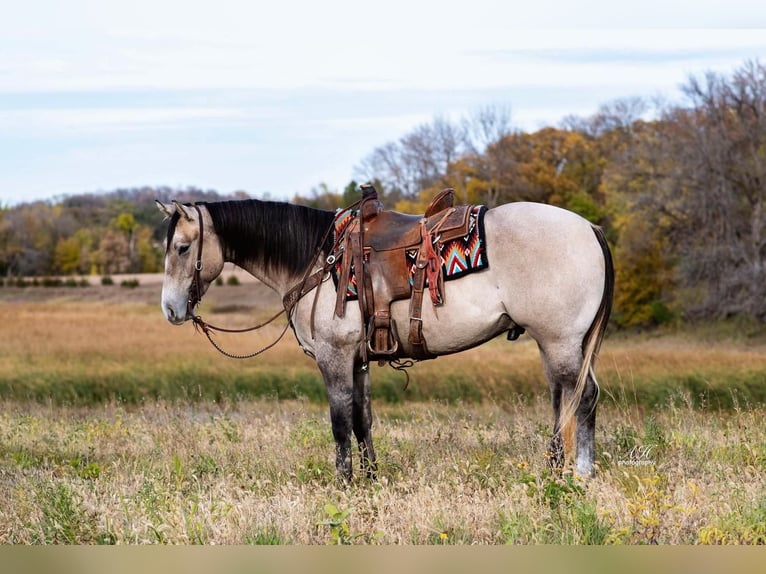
[0,107,246,134]
[2,1,766,204]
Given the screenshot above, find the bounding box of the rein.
[185,202,347,360]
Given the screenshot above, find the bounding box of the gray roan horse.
[156,197,614,480]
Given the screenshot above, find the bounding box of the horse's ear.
[172,200,194,222]
[155,200,173,220]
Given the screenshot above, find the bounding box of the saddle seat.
[334,184,475,361]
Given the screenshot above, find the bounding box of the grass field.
[0,278,764,544]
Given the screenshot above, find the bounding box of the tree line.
[2,59,764,328]
[0,187,244,278]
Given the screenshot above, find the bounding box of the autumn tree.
[292,183,344,210]
[355,116,466,201]
[613,61,766,322]
[577,99,679,327]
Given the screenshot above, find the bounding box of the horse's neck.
[209,199,332,297]
[233,259,295,296]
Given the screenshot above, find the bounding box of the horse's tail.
[560,224,614,466]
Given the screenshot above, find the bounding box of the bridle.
[182,203,338,360]
[187,204,205,314]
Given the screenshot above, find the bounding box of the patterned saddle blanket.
[331,205,489,300]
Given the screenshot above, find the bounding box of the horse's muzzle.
[164,303,189,325]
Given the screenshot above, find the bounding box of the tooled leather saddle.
[333,184,476,362]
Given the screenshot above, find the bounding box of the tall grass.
[1,301,765,407]
[0,399,763,544]
[1,295,765,544]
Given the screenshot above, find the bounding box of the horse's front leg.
[318,354,355,481]
[353,364,377,479]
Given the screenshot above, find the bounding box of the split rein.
[185,202,350,360]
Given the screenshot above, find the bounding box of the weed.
[181,498,210,544]
[34,483,82,543]
[192,454,219,479]
[643,416,668,452]
[318,503,358,545]
[30,483,110,544]
[698,496,766,544]
[216,416,241,443]
[71,458,103,480]
[613,425,639,451]
[426,519,469,545]
[498,511,535,544]
[295,455,334,484]
[607,473,696,544]
[513,470,612,544]
[245,525,286,545]
[288,418,333,450]
[171,453,186,488]
[316,501,384,545]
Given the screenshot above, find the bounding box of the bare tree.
[672,61,766,319]
[455,105,515,207]
[622,60,766,320]
[564,97,649,138]
[354,116,466,200]
[463,104,513,154]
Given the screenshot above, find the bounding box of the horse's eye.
[177,244,190,255]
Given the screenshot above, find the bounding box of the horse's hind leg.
[538,342,598,476]
[353,364,377,479]
[546,376,566,470]
[575,371,599,477]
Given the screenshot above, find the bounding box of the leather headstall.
[187,204,205,317]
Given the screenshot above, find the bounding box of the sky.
[2,1,766,206]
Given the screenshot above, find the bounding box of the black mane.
[166,200,336,277]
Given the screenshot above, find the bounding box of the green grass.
[1,299,765,410]
[2,358,765,410]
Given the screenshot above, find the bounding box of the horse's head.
[156,200,224,324]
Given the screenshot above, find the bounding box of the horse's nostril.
[166,305,176,321]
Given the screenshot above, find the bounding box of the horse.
[156,196,614,480]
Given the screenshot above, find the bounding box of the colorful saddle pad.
[331,205,489,299]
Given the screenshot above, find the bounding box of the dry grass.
[0,399,763,544]
[0,281,765,544]
[3,293,765,407]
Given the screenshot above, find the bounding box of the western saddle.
[333,183,475,362]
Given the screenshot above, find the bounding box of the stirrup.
[366,317,400,357]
